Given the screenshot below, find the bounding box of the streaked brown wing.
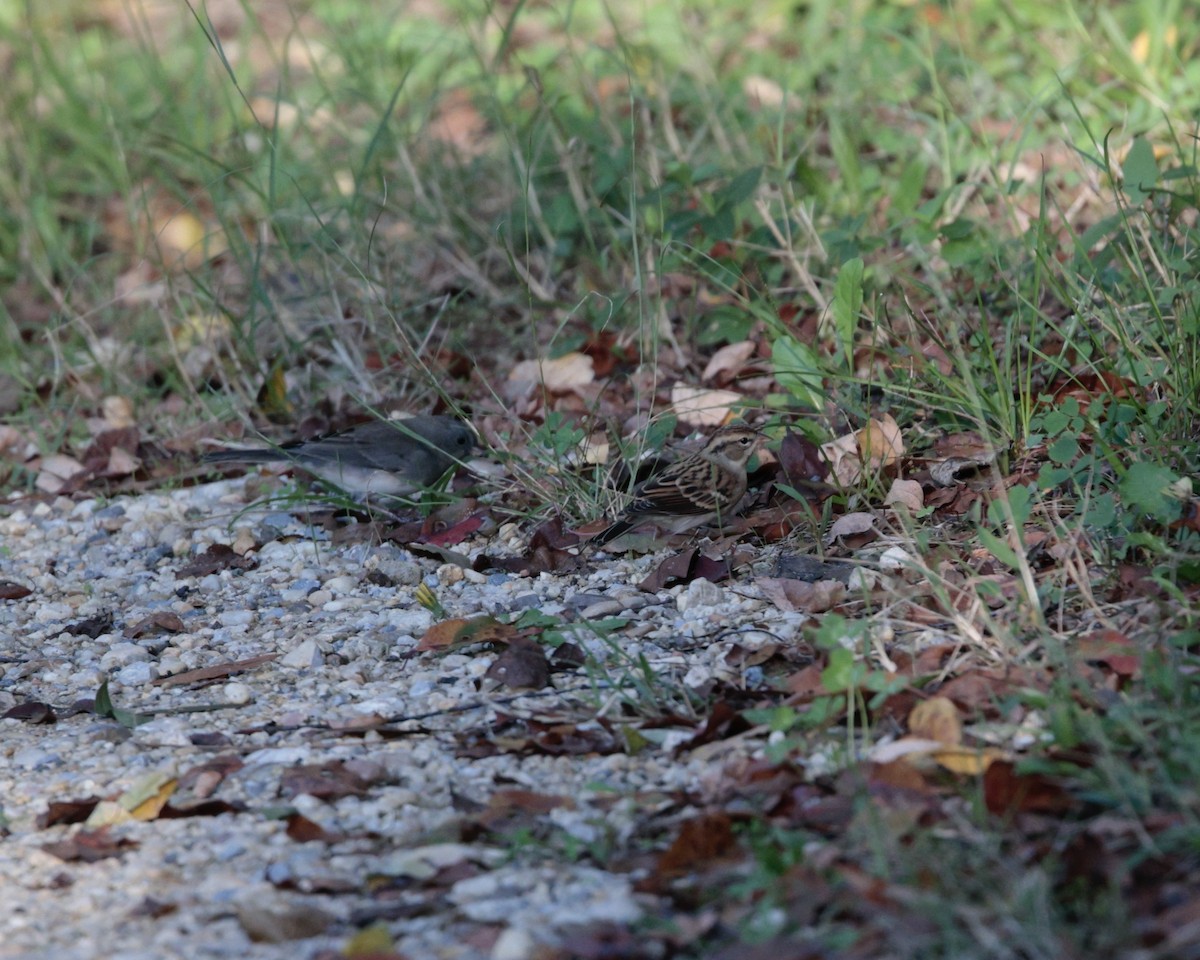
[625,460,730,517]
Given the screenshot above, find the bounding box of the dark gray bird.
[202,414,476,499]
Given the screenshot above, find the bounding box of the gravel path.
[1,480,792,959]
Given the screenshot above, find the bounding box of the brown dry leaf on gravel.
[153,653,278,688]
[35,453,88,494]
[482,635,551,691]
[416,615,520,653]
[177,543,259,577]
[756,576,845,613]
[42,828,139,863]
[0,580,33,600]
[826,512,878,551]
[123,611,186,638]
[278,761,376,802]
[639,546,748,591]
[2,701,57,724]
[656,812,740,877]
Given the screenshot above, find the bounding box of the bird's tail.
[201,448,289,465]
[590,518,634,547]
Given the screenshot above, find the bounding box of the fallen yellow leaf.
[932,745,1006,775]
[908,696,962,746]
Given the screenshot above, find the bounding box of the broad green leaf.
[978,528,1021,571]
[821,647,856,692]
[93,679,151,729]
[1120,461,1183,521]
[1047,435,1080,464]
[832,257,864,367]
[715,165,763,206]
[772,336,826,410]
[987,483,1033,528]
[1122,137,1157,205]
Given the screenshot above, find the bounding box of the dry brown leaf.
[860,414,904,466]
[669,385,745,426]
[821,415,904,487]
[702,341,756,382]
[102,396,137,429]
[154,653,277,688]
[756,576,844,613]
[42,827,138,863]
[827,512,875,540]
[0,580,34,600]
[984,760,1075,814]
[928,433,998,487]
[820,431,860,488]
[743,75,786,109]
[656,812,739,876]
[483,636,550,691]
[36,454,88,494]
[106,446,141,476]
[416,615,518,652]
[427,87,492,156]
[124,612,186,639]
[509,352,595,394]
[884,478,924,512]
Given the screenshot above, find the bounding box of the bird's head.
[702,425,761,466]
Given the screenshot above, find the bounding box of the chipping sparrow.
[202,414,476,499]
[591,425,761,546]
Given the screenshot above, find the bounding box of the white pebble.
[222,682,254,705]
[677,577,724,612]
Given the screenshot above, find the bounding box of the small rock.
[281,639,322,669]
[114,661,155,686]
[579,600,624,619]
[222,681,254,705]
[85,721,133,744]
[231,528,257,556]
[131,716,194,746]
[677,577,724,612]
[12,747,61,770]
[100,642,151,670]
[847,567,880,590]
[236,900,334,943]
[437,564,464,585]
[217,609,254,627]
[878,546,915,571]
[324,575,357,594]
[492,927,535,960]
